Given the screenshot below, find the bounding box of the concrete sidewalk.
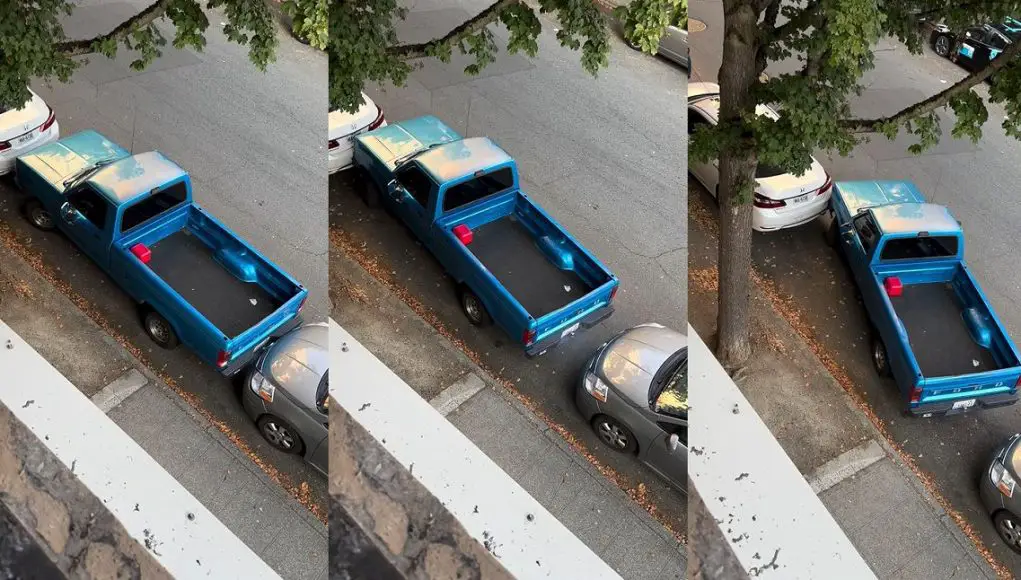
[688,198,996,579]
[0,238,326,579]
[330,248,685,579]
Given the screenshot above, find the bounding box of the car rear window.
[880,235,959,261]
[442,167,514,213]
[120,181,188,233]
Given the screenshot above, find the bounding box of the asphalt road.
[690,0,1021,571]
[1,2,328,511]
[330,0,688,530]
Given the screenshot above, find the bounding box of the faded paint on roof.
[417,138,514,184]
[834,180,927,217]
[870,202,961,236]
[356,115,461,172]
[87,151,188,206]
[17,130,130,192]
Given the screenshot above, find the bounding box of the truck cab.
[17,131,307,375]
[353,116,618,355]
[830,181,1021,416]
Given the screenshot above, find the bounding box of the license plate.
[790,193,812,205]
[952,399,976,410]
[13,131,34,147]
[561,322,580,339]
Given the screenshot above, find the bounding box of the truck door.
[59,184,114,269]
[391,163,434,240]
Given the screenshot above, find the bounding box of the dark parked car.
[930,18,1021,80]
[575,323,687,492]
[242,323,328,475]
[979,433,1021,553]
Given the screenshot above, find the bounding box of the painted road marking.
[91,369,148,413]
[429,372,486,416]
[806,440,887,494]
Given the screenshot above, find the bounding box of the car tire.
[143,309,179,349]
[23,199,55,231]
[933,34,952,58]
[459,286,492,327]
[871,332,892,378]
[592,414,638,454]
[994,511,1021,554]
[257,415,306,455]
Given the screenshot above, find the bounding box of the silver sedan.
[625,9,690,73]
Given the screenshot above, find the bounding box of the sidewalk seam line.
[90,369,148,413]
[806,439,886,494]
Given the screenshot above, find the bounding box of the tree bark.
[714,0,762,367]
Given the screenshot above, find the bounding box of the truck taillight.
[368,107,385,131]
[1015,376,1021,391]
[753,193,786,209]
[40,108,56,132]
[298,295,307,312]
[523,328,536,346]
[910,386,922,404]
[216,350,231,368]
[610,285,618,301]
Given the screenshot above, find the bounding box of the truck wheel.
[23,199,55,231]
[355,169,381,209]
[459,286,491,326]
[143,310,179,349]
[871,333,892,378]
[824,217,839,247]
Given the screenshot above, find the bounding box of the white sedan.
[0,88,59,175]
[687,82,831,232]
[328,92,386,174]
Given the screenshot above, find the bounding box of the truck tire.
[23,199,55,231]
[824,217,839,247]
[459,286,491,326]
[355,169,381,209]
[143,310,179,349]
[871,333,892,378]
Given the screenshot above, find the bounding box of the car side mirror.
[668,432,680,451]
[59,202,79,224]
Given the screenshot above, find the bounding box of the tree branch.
[841,39,1021,132]
[390,0,520,59]
[56,0,170,56]
[770,0,821,41]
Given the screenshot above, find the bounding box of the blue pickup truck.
[352,116,618,356]
[827,180,1021,416]
[16,131,307,376]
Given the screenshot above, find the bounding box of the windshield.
[63,159,115,191]
[649,348,688,417]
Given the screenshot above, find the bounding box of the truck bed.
[148,230,282,338]
[468,215,592,318]
[891,282,999,377]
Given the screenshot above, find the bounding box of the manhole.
[688,18,707,33]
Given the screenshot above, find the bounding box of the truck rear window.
[121,182,188,233]
[442,167,514,213]
[880,236,959,261]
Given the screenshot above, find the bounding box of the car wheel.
[23,199,55,231]
[459,286,491,326]
[143,310,179,349]
[994,511,1021,554]
[592,414,638,454]
[257,415,306,455]
[871,332,891,378]
[934,34,952,57]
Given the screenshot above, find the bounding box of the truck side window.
[67,186,110,229]
[395,165,433,208]
[121,182,188,233]
[853,214,877,253]
[990,32,1009,51]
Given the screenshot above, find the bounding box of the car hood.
[264,323,328,409]
[596,325,687,407]
[355,115,460,172]
[0,89,49,142]
[16,130,129,194]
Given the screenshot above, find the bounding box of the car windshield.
[649,348,688,418]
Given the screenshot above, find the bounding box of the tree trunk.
[714,0,762,368]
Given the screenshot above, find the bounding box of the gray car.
[980,433,1021,553]
[242,323,329,476]
[626,7,690,74]
[575,323,688,492]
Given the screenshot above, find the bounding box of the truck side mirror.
[59,202,79,224]
[387,179,399,195]
[668,433,680,451]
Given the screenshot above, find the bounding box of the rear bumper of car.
[0,121,59,175]
[753,191,831,232]
[328,144,354,174]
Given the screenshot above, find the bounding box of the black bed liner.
[467,215,592,318]
[148,230,281,338]
[891,282,1000,377]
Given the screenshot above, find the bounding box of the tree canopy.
[0,0,279,110]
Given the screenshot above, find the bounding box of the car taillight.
[523,328,536,346]
[328,139,339,150]
[368,107,385,131]
[0,141,10,152]
[217,350,230,368]
[753,193,786,209]
[40,108,56,132]
[817,175,833,196]
[910,386,923,404]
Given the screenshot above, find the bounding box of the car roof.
[416,137,515,184]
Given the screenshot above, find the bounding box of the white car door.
[687,110,719,195]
